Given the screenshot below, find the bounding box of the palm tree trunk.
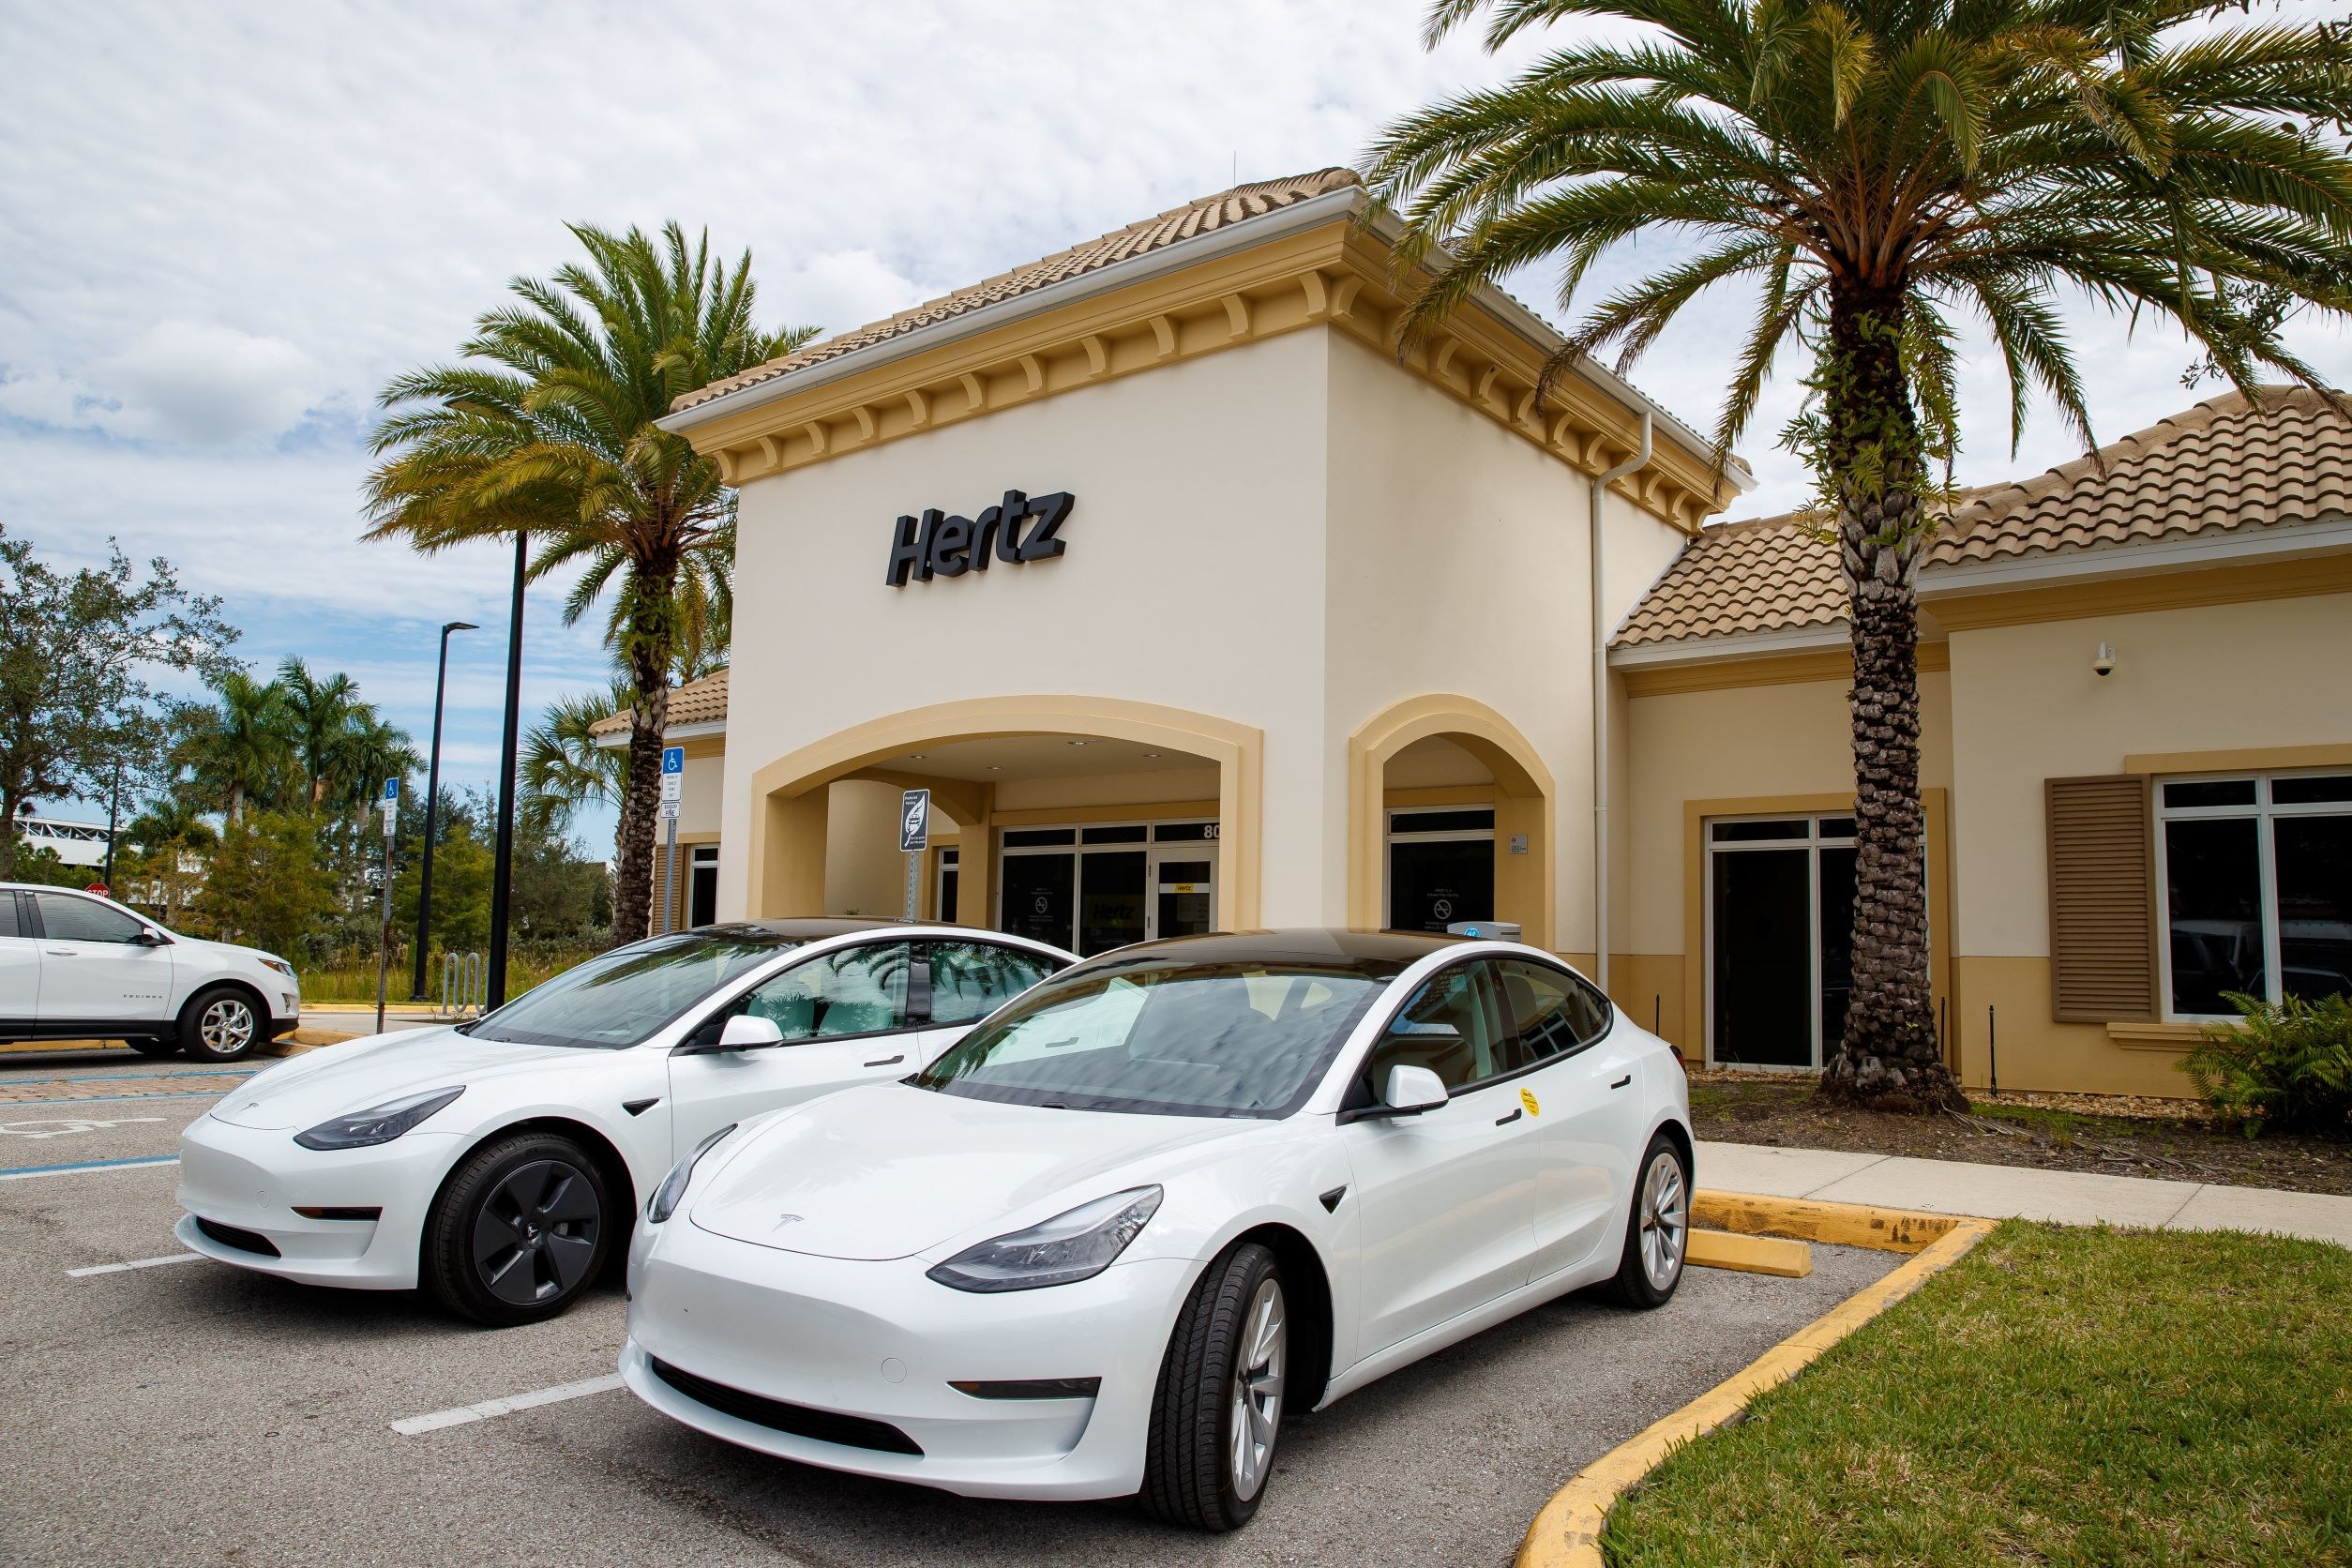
[1817,289,1965,1112]
[608,569,679,947]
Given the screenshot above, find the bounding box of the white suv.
[0,884,301,1063]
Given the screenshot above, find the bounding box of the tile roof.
[1615,386,2352,650]
[673,169,1364,415]
[589,668,729,737]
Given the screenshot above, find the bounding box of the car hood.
[209,1026,595,1130]
[687,1083,1255,1261]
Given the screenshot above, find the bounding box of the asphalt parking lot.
[0,1048,1901,1567]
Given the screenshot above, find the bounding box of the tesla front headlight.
[293,1086,464,1151]
[926,1186,1164,1293]
[646,1123,736,1225]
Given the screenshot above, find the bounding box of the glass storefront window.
[1386,807,1495,933]
[1704,814,1877,1069]
[2157,772,2351,1018]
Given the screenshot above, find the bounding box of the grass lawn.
[1604,1223,2352,1566]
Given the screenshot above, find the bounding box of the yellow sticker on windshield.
[1520,1088,1541,1117]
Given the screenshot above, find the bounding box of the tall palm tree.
[1365,0,2352,1109]
[180,671,295,824]
[277,657,361,808]
[365,222,815,945]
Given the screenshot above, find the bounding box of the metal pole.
[413,620,475,998]
[101,764,120,890]
[488,534,526,1008]
[904,852,917,922]
[661,815,678,934]
[374,814,394,1033]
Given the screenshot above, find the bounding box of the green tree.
[196,810,338,961]
[0,528,238,879]
[520,682,632,840]
[176,671,297,824]
[365,223,814,947]
[121,797,218,927]
[394,814,494,955]
[1365,0,2352,1110]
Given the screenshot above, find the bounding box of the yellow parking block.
[1686,1228,1812,1277]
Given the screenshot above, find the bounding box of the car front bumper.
[174,1112,459,1289]
[622,1216,1196,1500]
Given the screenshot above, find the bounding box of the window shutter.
[2045,776,2158,1022]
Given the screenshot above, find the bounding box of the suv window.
[733,941,912,1041]
[34,893,143,943]
[1496,959,1612,1063]
[927,942,1057,1026]
[1359,961,1521,1098]
[0,894,18,939]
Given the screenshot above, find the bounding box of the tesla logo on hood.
[773,1214,804,1229]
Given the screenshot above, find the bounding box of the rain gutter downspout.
[1591,414,1651,995]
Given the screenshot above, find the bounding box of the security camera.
[2092,641,2116,678]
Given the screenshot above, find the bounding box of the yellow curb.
[1686,1229,1812,1278]
[1513,1198,1998,1568]
[0,1039,125,1054]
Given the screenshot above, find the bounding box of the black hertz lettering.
[885,490,1074,587]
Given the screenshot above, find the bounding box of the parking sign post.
[375,776,400,1034]
[899,789,929,922]
[659,747,685,934]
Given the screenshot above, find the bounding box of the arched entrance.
[744,696,1263,942]
[1347,694,1554,950]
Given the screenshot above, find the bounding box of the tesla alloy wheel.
[1142,1241,1287,1531]
[1606,1133,1690,1309]
[179,987,261,1063]
[425,1132,611,1327]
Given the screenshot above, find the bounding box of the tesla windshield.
[912,958,1386,1118]
[461,928,797,1049]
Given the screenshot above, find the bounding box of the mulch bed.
[1685,1071,2352,1197]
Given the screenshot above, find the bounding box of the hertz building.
[611,168,2352,1100]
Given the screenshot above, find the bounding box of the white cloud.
[103,321,325,443]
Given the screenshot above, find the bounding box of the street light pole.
[487,533,527,1008]
[411,620,476,999]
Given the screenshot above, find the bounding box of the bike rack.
[437,951,487,1019]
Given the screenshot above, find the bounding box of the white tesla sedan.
[174,921,1072,1324]
[622,928,1692,1530]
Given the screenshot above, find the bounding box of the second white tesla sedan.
[622,928,1692,1531]
[174,921,1072,1324]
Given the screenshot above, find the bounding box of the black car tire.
[1140,1240,1288,1532]
[127,1038,183,1059]
[178,986,263,1063]
[423,1131,611,1327]
[1604,1132,1692,1309]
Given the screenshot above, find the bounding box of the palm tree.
[1365,0,2352,1109]
[521,684,632,839]
[365,223,815,945]
[277,657,361,808]
[179,671,295,824]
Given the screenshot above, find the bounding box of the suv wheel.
[179,987,262,1063]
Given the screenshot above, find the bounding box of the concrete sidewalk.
[1701,1139,2352,1249]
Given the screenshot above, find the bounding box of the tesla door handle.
[864,1053,905,1068]
[1609,1074,1633,1090]
[1494,1108,1522,1125]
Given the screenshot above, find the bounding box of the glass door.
[1704,815,1864,1069]
[1149,848,1217,940]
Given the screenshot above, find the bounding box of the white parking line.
[67,1252,204,1278]
[389,1373,625,1436]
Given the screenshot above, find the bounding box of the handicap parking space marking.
[0,1155,178,1182]
[0,1092,225,1108]
[67,1252,204,1278]
[0,1116,167,1139]
[390,1373,626,1436]
[8,1067,260,1083]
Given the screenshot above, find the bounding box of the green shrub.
[2179,991,2352,1138]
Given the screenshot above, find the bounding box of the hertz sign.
[885,490,1074,587]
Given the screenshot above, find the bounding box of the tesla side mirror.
[716,1015,785,1051]
[1381,1064,1449,1115]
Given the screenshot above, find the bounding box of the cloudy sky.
[6,0,2347,852]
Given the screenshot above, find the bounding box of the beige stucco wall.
[718,327,1334,925]
[1946,591,2352,955]
[822,779,910,917]
[1320,330,1689,952]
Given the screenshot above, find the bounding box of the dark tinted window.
[1497,959,1611,1061]
[1360,961,1518,1097]
[917,959,1385,1118]
[2273,775,2352,806]
[34,893,143,943]
[927,942,1057,1025]
[0,894,19,939]
[734,942,912,1041]
[2164,778,2256,808]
